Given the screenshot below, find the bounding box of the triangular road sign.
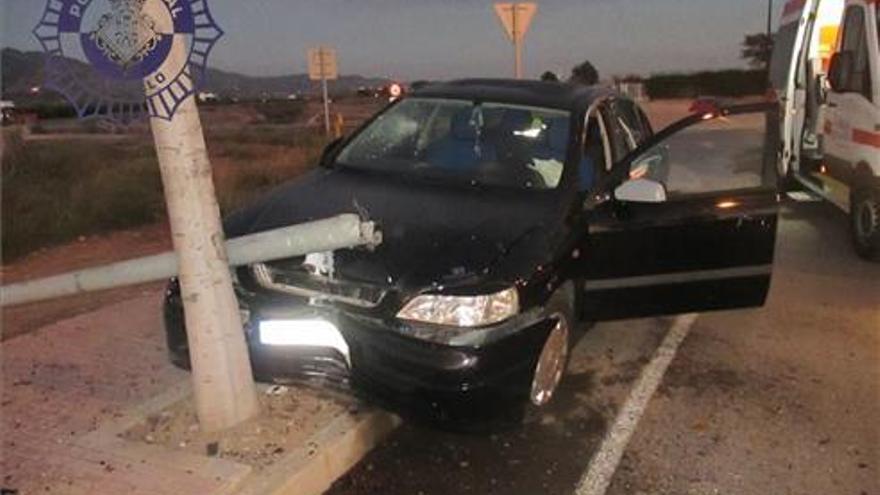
[494,2,538,42]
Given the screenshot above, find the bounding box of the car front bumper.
[164,290,556,426]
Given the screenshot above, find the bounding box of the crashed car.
[165,79,778,425]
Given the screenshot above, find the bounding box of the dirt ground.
[1,223,172,341]
[121,385,352,471]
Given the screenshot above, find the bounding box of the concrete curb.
[76,380,254,494]
[80,380,400,495]
[236,409,401,495]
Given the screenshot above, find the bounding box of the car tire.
[851,187,880,262]
[521,284,575,424]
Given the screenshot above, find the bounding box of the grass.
[1,125,329,263]
[251,100,307,124]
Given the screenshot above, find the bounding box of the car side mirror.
[629,147,669,184]
[320,137,344,168]
[614,178,667,203]
[828,51,854,93]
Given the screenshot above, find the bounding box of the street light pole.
[767,0,774,37]
[149,40,260,432]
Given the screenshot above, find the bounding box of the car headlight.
[397,287,519,328]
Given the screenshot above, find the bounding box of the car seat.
[425,109,496,171]
[539,117,598,191]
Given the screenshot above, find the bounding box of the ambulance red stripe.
[852,129,880,149]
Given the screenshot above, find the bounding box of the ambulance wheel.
[851,187,880,262]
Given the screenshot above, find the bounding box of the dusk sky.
[2,0,779,80]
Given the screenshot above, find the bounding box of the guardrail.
[1,214,382,307]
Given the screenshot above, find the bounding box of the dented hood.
[224,168,566,290]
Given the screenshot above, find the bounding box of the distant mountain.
[201,65,388,98]
[1,48,388,101]
[1,48,52,97]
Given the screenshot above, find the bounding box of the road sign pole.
[513,6,522,78]
[322,73,331,136]
[495,3,535,80]
[149,41,259,432]
[308,46,338,134]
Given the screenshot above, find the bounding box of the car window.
[637,107,654,138]
[769,20,802,91]
[627,112,769,197]
[615,99,649,147]
[839,6,873,100]
[336,97,572,190]
[602,103,632,162]
[580,114,609,191]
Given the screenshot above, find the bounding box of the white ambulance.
[771,0,880,261]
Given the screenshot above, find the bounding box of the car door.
[770,0,821,177]
[577,103,779,320]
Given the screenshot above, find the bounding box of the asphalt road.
[326,124,879,494]
[327,201,879,495]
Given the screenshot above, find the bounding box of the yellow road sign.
[494,2,538,42]
[308,46,338,81]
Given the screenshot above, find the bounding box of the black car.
[165,79,778,426]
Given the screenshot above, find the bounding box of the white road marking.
[575,313,699,495]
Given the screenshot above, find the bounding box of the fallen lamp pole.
[0,214,381,308]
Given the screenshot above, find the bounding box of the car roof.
[410,78,616,111]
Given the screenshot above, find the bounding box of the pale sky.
[2,0,779,80]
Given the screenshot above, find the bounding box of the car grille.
[251,263,386,308]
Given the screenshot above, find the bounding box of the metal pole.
[767,0,774,38]
[513,6,523,79]
[149,40,259,432]
[322,75,331,136]
[0,215,382,307]
[321,48,331,136]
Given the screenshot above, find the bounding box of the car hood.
[225,168,567,290]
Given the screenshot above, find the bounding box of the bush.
[645,69,768,99]
[252,100,306,124]
[18,102,79,120]
[1,136,165,261]
[1,128,328,261]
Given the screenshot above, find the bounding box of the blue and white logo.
[33,0,223,121]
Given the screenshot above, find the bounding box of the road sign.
[308,46,338,135]
[494,2,537,42]
[493,2,537,79]
[308,46,338,81]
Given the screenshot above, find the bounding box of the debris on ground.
[122,384,353,470]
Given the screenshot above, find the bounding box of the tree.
[569,60,600,86]
[568,60,599,86]
[741,33,774,70]
[540,71,560,82]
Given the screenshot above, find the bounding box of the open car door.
[770,0,820,178]
[580,103,779,320]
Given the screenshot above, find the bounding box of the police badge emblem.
[32,0,223,121]
[91,0,162,71]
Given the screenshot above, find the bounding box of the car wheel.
[851,187,880,262]
[522,285,574,423]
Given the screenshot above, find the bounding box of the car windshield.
[335,98,572,190]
